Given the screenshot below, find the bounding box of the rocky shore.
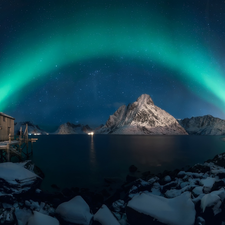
[2,153,225,224]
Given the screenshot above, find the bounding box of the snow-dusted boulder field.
[178,115,225,135]
[2,153,225,224]
[96,94,188,135]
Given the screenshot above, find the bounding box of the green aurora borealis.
[1,1,225,119]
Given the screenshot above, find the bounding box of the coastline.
[1,152,225,224]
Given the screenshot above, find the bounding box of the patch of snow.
[0,162,38,184]
[200,177,215,193]
[128,192,195,225]
[56,195,93,224]
[164,175,171,182]
[192,186,203,196]
[201,193,221,214]
[94,204,120,225]
[151,182,162,196]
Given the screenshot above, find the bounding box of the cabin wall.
[0,116,14,141]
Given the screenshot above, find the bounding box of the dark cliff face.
[178,115,225,135]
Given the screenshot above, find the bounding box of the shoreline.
[1,152,225,224]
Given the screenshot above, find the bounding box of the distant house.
[0,112,15,141]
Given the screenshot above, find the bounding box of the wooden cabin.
[0,112,15,141]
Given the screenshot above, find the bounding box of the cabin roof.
[0,112,15,120]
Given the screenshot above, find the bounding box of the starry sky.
[1,0,225,130]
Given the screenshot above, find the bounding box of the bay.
[30,135,225,192]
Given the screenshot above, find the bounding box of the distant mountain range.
[178,115,225,135]
[15,95,225,136]
[14,121,48,135]
[96,94,187,135]
[54,122,93,134]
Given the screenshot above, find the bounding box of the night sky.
[1,0,225,130]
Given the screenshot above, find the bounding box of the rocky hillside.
[178,115,225,135]
[54,122,93,134]
[97,94,188,135]
[14,121,48,135]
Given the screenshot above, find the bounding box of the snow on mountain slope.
[54,122,93,134]
[14,121,48,135]
[178,115,225,135]
[97,94,188,135]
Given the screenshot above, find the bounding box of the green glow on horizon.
[0,7,225,112]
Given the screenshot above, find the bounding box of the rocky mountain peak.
[97,94,187,135]
[178,115,225,135]
[136,94,154,105]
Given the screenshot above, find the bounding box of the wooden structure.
[0,123,38,162]
[0,112,15,141]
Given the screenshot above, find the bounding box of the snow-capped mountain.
[178,115,225,135]
[14,121,48,135]
[97,94,188,135]
[54,122,93,134]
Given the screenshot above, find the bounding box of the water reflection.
[109,135,180,173]
[89,135,97,172]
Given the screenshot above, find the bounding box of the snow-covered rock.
[0,162,41,196]
[200,177,215,193]
[56,195,93,224]
[27,211,59,225]
[201,189,225,217]
[14,121,48,135]
[97,94,188,135]
[178,115,225,135]
[54,122,93,134]
[93,204,120,225]
[164,175,171,183]
[126,192,195,225]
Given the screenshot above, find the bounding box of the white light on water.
[88,132,94,135]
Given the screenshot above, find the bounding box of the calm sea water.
[30,135,225,192]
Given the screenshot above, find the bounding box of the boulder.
[27,211,59,225]
[56,195,93,224]
[126,192,195,225]
[200,177,215,193]
[93,204,120,225]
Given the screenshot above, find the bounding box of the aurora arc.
[0,7,225,112]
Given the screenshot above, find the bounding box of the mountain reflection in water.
[31,135,225,192]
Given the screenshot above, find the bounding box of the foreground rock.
[4,152,225,224]
[27,211,60,225]
[93,204,120,225]
[178,115,225,135]
[126,192,195,225]
[96,94,188,135]
[56,195,93,224]
[0,162,41,198]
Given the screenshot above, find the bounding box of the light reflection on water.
[89,135,97,173]
[30,135,225,192]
